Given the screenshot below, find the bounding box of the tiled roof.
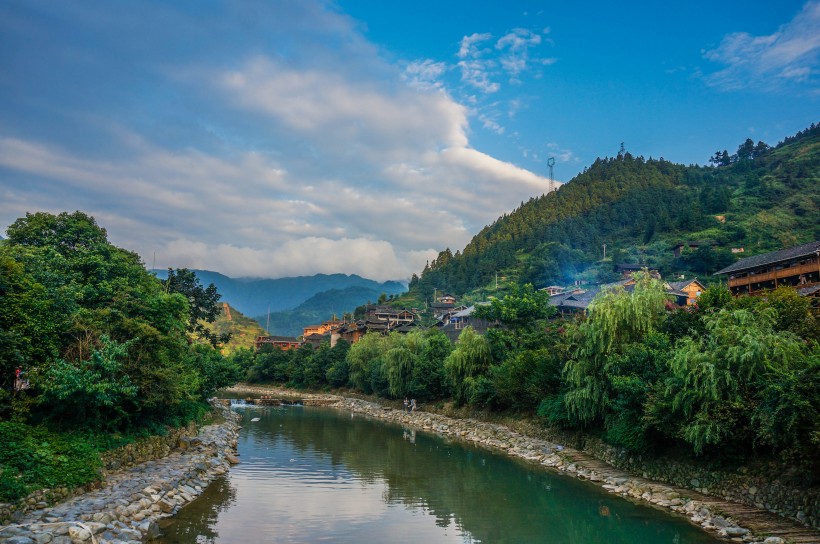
[714,241,820,275]
[668,278,705,291]
[797,284,820,296]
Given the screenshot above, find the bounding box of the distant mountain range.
[150,269,406,334]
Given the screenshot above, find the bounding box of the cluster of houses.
[255,240,820,351]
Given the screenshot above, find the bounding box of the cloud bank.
[0,1,554,281]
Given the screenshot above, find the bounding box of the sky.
[0,1,818,282]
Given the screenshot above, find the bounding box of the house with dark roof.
[330,305,419,346]
[667,278,707,306]
[549,276,699,316]
[548,288,601,316]
[303,333,329,348]
[437,304,496,342]
[714,241,820,296]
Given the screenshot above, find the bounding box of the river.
[157,405,721,543]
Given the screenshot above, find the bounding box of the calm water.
[157,406,720,544]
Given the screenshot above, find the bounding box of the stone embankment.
[333,397,820,544]
[0,402,239,544]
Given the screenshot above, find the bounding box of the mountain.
[255,285,395,337]
[409,123,820,299]
[150,270,405,317]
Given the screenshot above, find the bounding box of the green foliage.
[34,336,138,430]
[473,283,554,328]
[697,286,733,311]
[0,210,236,436]
[164,268,229,347]
[0,421,103,501]
[563,273,670,424]
[445,327,492,405]
[666,307,812,454]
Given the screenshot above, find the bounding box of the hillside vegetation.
[205,303,267,354]
[409,124,820,301]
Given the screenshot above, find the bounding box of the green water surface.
[157,406,721,543]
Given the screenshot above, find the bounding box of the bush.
[0,422,102,501]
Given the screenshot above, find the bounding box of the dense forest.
[409,124,820,302]
[0,212,239,500]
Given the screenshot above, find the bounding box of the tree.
[34,336,139,430]
[563,272,670,424]
[736,138,755,161]
[666,307,811,454]
[445,327,492,405]
[163,268,229,347]
[473,283,554,329]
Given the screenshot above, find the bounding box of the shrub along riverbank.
[230,279,820,499]
[0,212,240,503]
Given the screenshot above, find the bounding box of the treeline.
[236,279,820,476]
[0,212,239,500]
[409,124,820,300]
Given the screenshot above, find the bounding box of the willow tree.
[445,327,493,405]
[668,307,811,454]
[382,332,420,398]
[563,272,670,424]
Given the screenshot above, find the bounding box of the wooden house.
[437,305,496,342]
[302,319,342,338]
[667,278,707,306]
[714,241,820,296]
[255,335,302,351]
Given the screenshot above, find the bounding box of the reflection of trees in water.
[157,477,236,544]
[257,408,716,544]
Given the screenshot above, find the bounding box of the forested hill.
[411,123,820,298]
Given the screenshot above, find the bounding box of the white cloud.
[457,33,493,59]
[403,59,447,89]
[702,0,820,91]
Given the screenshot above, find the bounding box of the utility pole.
[547,157,556,193]
[603,243,607,260]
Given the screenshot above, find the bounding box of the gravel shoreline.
[0,402,240,544]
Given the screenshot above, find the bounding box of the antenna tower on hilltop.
[547,157,556,193]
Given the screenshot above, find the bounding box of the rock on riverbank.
[0,402,239,544]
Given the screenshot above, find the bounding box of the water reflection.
[157,477,236,543]
[159,407,720,544]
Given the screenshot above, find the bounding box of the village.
[255,239,820,351]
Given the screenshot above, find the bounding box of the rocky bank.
[332,396,819,544]
[0,402,239,544]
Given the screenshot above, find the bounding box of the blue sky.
[0,1,817,281]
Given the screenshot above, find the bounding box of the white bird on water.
[251,417,261,422]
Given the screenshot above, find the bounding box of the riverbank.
[0,401,240,544]
[225,385,819,544]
